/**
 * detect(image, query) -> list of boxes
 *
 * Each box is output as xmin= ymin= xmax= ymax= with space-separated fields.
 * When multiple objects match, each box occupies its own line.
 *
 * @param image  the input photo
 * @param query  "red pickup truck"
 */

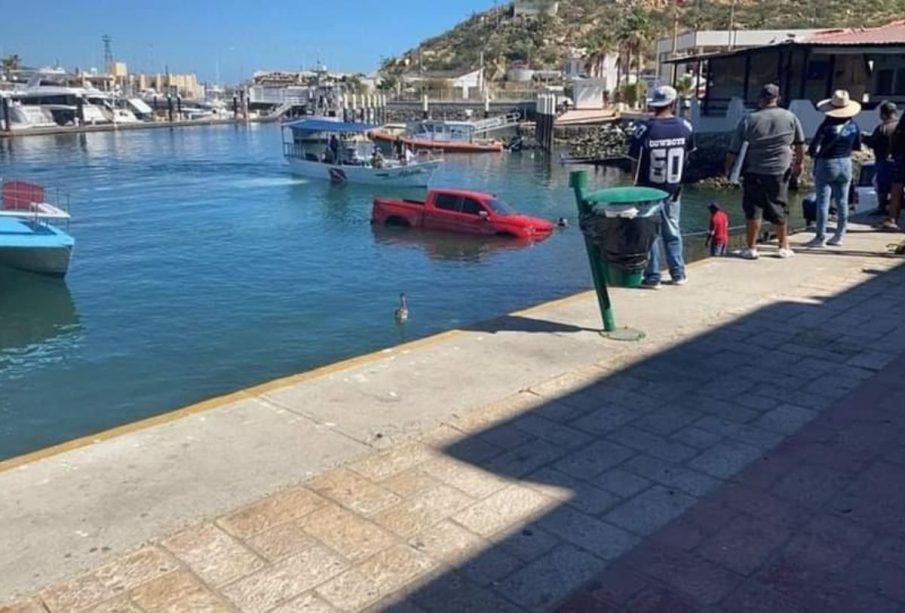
xmin=371 ymin=189 xmax=554 ymax=240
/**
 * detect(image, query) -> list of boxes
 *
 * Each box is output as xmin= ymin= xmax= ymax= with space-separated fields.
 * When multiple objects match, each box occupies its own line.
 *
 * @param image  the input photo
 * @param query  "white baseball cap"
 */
xmin=648 ymin=85 xmax=678 ymax=108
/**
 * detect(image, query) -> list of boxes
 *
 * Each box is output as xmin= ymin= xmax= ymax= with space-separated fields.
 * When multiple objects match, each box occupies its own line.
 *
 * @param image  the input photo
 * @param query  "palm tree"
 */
xmin=582 ymin=28 xmax=615 ymax=78
xmin=675 ymin=74 xmax=695 ymax=98
xmin=1 ymin=54 xmax=22 ymax=80
xmin=618 ymin=8 xmax=659 ymax=85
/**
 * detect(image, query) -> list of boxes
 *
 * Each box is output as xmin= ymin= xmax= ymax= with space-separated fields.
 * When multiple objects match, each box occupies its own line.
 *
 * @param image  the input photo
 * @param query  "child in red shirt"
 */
xmin=707 ymin=203 xmax=730 ymax=256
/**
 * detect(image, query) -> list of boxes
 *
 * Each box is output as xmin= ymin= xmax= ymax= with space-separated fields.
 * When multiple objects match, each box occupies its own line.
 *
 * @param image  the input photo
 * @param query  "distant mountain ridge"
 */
xmin=380 ymin=0 xmax=905 ymax=82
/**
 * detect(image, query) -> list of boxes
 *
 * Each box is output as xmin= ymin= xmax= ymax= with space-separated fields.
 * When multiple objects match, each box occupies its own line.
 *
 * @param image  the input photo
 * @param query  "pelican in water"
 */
xmin=394 ymin=293 xmax=408 ymax=323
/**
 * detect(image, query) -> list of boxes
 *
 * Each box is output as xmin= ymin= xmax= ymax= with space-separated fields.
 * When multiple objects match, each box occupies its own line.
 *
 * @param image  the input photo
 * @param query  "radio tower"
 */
xmin=102 ymin=35 xmax=113 ymax=73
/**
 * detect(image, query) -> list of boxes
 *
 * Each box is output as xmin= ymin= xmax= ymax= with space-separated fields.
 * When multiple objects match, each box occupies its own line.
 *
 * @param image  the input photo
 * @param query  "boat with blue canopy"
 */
xmin=282 ymin=118 xmax=442 ymax=187
xmin=0 ymin=180 xmax=74 ymax=277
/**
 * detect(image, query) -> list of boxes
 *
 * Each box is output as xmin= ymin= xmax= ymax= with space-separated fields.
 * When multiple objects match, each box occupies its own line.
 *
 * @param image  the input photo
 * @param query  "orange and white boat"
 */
xmin=370 ymin=119 xmax=505 ymax=153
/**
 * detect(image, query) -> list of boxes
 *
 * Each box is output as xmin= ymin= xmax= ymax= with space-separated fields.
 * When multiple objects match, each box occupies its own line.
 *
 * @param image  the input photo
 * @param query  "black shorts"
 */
xmin=742 ymin=172 xmax=789 ymax=224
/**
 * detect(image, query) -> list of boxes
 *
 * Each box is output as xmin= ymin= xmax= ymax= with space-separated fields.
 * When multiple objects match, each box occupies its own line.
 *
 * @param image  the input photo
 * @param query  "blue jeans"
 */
xmin=814 ymin=157 xmax=852 ymax=242
xmin=645 ymin=198 xmax=684 ymax=283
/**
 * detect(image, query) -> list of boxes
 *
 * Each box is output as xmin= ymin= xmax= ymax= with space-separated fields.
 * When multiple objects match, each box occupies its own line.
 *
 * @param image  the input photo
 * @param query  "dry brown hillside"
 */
xmin=379 ymin=0 xmax=905 ymax=84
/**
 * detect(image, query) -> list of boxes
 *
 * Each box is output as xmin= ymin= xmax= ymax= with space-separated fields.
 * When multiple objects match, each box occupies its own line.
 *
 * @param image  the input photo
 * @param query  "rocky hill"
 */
xmin=381 ymin=0 xmax=905 ymax=82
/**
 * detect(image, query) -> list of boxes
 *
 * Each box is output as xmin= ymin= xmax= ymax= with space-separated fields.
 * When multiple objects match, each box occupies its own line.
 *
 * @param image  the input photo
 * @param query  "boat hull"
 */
xmin=0 ymin=244 xmax=73 ymax=276
xmin=370 ymin=131 xmax=503 ymax=153
xmin=286 ymin=157 xmax=440 ymax=187
xmin=0 ymin=217 xmax=74 ymax=277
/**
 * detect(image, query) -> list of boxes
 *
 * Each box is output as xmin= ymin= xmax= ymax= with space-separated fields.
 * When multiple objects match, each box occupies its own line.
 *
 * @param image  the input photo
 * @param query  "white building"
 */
xmin=404 ymin=69 xmax=484 ymax=99
xmin=656 ymin=29 xmax=821 ymax=81
xmin=512 ymin=0 xmax=559 ymax=18
xmin=571 ymin=80 xmax=607 ymax=110
xmin=451 ymin=69 xmax=484 ymax=98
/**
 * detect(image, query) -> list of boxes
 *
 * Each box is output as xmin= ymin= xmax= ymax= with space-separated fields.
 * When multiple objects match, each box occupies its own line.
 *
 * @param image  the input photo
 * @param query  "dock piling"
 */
xmin=535 ymin=93 xmax=556 ymax=153
xmin=76 ymin=96 xmax=85 ymax=126
xmin=1 ymin=97 xmax=10 ymax=133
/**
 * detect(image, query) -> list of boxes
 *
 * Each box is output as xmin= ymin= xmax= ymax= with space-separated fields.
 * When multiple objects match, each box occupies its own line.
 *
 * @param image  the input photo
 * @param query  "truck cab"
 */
xmin=372 ymin=189 xmax=553 ymax=240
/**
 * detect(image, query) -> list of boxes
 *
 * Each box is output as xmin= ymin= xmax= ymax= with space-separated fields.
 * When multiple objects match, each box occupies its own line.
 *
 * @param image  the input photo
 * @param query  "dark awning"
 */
xmin=661 ymin=43 xmax=797 ymax=65
xmin=284 ymin=118 xmax=377 ymax=133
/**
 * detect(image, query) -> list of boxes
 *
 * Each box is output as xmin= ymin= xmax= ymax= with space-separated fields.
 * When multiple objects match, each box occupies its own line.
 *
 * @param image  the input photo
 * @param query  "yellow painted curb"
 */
xmin=1 ymin=290 xmax=598 ymax=473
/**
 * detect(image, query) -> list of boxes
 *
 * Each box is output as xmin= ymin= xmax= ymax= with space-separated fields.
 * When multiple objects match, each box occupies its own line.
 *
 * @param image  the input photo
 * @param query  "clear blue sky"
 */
xmin=2 ymin=0 xmax=496 ymax=83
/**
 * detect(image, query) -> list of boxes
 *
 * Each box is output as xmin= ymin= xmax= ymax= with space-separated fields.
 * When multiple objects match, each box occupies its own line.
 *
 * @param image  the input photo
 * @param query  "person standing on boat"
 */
xmin=864 ymin=101 xmax=898 ymax=217
xmin=628 ymin=85 xmax=695 ymax=289
xmin=725 ymin=84 xmax=805 ymax=260
xmin=804 ymin=90 xmax=862 ymax=248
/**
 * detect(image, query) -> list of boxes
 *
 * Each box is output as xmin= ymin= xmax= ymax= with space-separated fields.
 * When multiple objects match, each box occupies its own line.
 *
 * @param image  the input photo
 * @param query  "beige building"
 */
xmin=136 ymin=73 xmax=203 ymax=99
xmin=109 ymin=61 xmax=128 ymax=78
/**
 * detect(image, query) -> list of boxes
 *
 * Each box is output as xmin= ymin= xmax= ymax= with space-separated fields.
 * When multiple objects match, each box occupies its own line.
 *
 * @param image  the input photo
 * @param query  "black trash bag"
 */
xmin=579 ymin=211 xmax=662 ymax=273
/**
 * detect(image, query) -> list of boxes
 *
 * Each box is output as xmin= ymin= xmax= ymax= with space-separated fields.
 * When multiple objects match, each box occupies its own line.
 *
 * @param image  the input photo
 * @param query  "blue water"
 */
xmin=0 ymin=124 xmax=722 ymax=460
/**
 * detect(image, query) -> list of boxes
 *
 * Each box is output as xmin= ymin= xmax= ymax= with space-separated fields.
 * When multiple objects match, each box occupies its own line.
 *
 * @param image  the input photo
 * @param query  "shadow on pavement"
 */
xmin=383 ymin=259 xmax=905 ymax=612
xmin=463 ymin=315 xmax=599 ymax=335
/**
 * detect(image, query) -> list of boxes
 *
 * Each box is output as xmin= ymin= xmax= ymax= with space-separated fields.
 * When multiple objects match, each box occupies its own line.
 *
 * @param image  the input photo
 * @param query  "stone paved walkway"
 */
xmin=3 ymin=233 xmax=905 ymax=612
xmin=557 ymin=350 xmax=905 ymax=612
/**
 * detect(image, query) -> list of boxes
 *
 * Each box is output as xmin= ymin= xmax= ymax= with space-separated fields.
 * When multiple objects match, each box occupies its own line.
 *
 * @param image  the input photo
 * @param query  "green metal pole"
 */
xmin=569 ymin=170 xmax=617 ymax=332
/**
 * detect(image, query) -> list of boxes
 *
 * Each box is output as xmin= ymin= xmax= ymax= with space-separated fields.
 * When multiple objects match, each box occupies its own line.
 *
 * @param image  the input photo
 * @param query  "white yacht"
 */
xmin=1 ymin=96 xmax=57 ymax=130
xmin=6 ymin=69 xmax=139 ymax=128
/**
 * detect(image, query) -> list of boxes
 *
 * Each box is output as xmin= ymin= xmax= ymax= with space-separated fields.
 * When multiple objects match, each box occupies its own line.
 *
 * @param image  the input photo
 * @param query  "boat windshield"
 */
xmin=487 ymin=199 xmax=514 ymax=216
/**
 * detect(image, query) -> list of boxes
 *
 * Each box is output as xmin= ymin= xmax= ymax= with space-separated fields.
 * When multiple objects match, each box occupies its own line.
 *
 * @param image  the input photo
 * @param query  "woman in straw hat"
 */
xmin=804 ymin=89 xmax=862 ymax=247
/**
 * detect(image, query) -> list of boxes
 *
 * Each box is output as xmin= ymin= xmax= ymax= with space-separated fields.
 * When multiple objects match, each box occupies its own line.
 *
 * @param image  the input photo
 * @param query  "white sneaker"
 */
xmin=827 ymin=237 xmax=843 ymax=247
xmin=804 ymin=237 xmax=826 ymax=248
xmin=778 ymin=248 xmax=795 ymax=259
xmin=739 ymin=248 xmax=759 ymax=260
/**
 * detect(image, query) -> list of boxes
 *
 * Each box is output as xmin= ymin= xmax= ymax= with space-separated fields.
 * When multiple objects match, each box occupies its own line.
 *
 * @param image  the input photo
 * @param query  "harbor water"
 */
xmin=0 ymin=124 xmax=774 ymax=460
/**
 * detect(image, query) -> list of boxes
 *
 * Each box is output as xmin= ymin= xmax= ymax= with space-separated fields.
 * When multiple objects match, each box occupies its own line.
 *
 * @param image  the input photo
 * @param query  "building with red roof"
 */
xmin=661 ymin=20 xmax=905 ymax=134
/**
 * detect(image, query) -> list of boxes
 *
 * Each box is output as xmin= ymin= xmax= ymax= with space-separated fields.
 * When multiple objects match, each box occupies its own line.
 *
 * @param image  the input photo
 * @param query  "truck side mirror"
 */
xmin=479 ymin=210 xmax=489 ymax=220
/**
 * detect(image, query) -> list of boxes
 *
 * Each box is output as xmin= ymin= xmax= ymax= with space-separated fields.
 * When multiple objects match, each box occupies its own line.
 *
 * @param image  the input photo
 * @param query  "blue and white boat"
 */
xmin=281 ymin=118 xmax=442 ymax=187
xmin=0 ymin=180 xmax=74 ymax=277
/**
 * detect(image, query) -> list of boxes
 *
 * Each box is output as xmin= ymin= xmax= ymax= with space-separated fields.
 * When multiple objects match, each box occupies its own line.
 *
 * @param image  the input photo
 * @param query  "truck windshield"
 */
xmin=487 ymin=199 xmax=514 ymax=216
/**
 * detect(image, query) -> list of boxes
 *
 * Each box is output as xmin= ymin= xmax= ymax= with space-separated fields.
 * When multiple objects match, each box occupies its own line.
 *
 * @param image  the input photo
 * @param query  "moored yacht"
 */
xmin=7 ymin=69 xmax=139 ymax=127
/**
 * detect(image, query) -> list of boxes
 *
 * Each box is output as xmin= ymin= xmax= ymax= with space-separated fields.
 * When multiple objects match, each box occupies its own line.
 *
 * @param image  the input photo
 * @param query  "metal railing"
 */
xmin=471 ymin=112 xmax=523 ymax=134
xmin=0 ymin=179 xmax=71 ymax=226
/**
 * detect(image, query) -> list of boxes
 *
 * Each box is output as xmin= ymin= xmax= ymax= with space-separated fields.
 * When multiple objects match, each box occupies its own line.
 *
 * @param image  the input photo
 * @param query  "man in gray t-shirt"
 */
xmin=725 ymin=84 xmax=805 ymax=260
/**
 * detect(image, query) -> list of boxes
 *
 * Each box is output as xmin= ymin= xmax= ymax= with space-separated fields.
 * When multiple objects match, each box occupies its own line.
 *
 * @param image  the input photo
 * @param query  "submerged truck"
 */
xmin=371 ymin=188 xmax=554 ymax=240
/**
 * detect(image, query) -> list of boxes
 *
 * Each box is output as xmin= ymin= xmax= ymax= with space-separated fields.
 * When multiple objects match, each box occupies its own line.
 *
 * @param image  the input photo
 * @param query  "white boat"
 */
xmin=1 ymin=99 xmax=57 ymax=130
xmin=282 ymin=118 xmax=441 ymax=187
xmin=6 ymin=69 xmax=141 ymax=127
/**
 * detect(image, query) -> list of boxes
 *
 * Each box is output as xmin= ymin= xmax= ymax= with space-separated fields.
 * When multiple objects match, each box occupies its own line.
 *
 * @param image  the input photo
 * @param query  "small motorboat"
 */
xmin=282 ymin=118 xmax=442 ymax=187
xmin=370 ymin=119 xmax=504 ymax=153
xmin=0 ymin=180 xmax=75 ymax=277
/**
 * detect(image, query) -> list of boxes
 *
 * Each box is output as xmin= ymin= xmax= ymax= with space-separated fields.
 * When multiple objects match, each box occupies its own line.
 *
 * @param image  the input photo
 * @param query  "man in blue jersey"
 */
xmin=628 ymin=85 xmax=695 ymax=288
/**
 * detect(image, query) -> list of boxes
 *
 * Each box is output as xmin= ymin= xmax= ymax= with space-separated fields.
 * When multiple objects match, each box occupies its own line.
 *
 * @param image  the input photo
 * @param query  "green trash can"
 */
xmin=578 ymin=185 xmax=667 ymax=289
xmin=570 ymin=171 xmax=668 ymax=339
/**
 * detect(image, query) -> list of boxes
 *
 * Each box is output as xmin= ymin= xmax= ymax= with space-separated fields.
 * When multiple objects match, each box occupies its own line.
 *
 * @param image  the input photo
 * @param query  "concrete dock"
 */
xmin=2 ymin=223 xmax=905 ymax=611
xmin=0 ymin=116 xmax=271 ymax=139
